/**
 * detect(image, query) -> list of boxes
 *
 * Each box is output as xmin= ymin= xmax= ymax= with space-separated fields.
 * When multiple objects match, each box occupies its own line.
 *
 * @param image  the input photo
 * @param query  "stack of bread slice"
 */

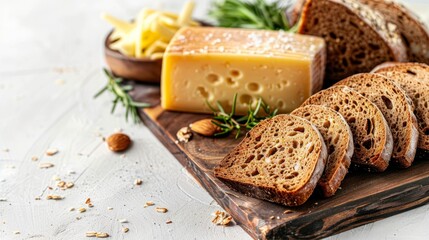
xmin=215 ymin=62 xmax=429 ymax=206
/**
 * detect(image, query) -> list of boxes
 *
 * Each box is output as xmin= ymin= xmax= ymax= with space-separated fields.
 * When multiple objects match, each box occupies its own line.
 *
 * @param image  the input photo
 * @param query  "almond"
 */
xmin=106 ymin=133 xmax=131 ymax=152
xmin=189 ymin=119 xmax=221 ymax=137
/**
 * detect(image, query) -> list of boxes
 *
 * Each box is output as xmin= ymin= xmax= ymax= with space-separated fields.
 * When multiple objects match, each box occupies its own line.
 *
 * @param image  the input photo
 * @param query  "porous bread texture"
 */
xmin=291 ymin=105 xmax=353 ymax=197
xmin=373 ymin=62 xmax=429 ymax=86
xmin=358 ymin=0 xmax=429 ymax=64
xmin=335 ymin=73 xmax=418 ymax=167
xmin=374 ymin=69 xmax=429 ymax=151
xmin=214 ymin=114 xmax=327 ymax=206
xmin=301 ymin=85 xmax=393 ymax=172
xmin=298 ymin=0 xmax=407 ymax=84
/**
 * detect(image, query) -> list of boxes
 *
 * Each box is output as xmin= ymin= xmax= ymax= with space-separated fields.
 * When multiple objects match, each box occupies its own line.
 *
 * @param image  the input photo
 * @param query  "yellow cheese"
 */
xmin=161 ymin=27 xmax=326 ymax=114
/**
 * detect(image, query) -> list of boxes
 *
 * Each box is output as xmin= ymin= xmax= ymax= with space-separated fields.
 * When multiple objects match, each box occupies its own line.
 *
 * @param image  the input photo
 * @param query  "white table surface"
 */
xmin=1 ymin=0 xmax=429 ymax=239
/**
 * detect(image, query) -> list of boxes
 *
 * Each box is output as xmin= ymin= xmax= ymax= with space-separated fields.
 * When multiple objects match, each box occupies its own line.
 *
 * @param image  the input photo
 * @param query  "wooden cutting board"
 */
xmin=131 ymin=83 xmax=429 ymax=240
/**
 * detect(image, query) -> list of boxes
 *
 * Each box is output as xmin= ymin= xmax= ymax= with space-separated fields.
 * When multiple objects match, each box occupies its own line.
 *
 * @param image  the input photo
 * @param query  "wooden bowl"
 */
xmin=104 ymin=31 xmax=163 ymax=84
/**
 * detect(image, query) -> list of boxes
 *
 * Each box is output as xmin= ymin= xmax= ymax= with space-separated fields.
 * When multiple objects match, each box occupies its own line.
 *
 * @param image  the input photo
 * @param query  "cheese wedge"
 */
xmin=161 ymin=27 xmax=326 ymax=114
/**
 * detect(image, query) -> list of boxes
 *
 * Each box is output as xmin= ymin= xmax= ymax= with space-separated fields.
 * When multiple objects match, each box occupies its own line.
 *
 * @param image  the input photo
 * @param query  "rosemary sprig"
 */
xmin=94 ymin=69 xmax=150 ymax=123
xmin=207 ymin=93 xmax=278 ymax=138
xmin=209 ymin=0 xmax=294 ymax=31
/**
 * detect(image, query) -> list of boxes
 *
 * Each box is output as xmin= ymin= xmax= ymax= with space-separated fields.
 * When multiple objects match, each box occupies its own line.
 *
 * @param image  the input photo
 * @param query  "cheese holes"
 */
xmin=226 ymin=77 xmax=238 ymax=86
xmin=196 ymin=86 xmax=210 ymax=99
xmin=239 ymin=94 xmax=252 ymax=105
xmin=246 ymin=82 xmax=261 ymax=92
xmin=206 ymin=73 xmax=221 ymax=84
xmin=229 ymin=69 xmax=242 ymax=79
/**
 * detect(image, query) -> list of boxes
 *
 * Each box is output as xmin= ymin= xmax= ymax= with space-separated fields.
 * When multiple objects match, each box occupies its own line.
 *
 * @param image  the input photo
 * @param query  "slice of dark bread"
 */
xmin=334 ymin=73 xmax=418 ymax=168
xmin=358 ymin=0 xmax=429 ymax=64
xmin=373 ymin=62 xmax=429 ymax=85
xmin=301 ymin=85 xmax=393 ymax=172
xmin=297 ymin=0 xmax=407 ymax=85
xmin=291 ymin=105 xmax=353 ymax=197
xmin=214 ymin=114 xmax=327 ymax=206
xmin=373 ymin=70 xmax=429 ymax=151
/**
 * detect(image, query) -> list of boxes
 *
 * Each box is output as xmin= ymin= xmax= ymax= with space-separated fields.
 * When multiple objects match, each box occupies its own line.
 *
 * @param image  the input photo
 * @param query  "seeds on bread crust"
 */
xmin=215 ymin=114 xmax=327 ymax=206
xmin=302 ymin=85 xmax=393 ymax=172
xmin=335 ymin=73 xmax=418 ymax=167
xmin=292 ymin=105 xmax=353 ymax=197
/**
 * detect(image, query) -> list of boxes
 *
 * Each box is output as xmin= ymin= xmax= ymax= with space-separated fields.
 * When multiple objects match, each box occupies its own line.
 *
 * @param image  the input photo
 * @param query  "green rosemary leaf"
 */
xmin=94 ymin=68 xmax=151 ymax=124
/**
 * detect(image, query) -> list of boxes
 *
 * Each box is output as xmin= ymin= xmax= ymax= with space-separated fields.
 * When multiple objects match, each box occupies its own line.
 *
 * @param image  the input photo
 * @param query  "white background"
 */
xmin=0 ymin=0 xmax=428 ymax=239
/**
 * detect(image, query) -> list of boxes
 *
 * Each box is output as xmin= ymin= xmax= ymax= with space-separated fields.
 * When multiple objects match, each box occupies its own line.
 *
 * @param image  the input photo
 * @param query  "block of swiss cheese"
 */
xmin=161 ymin=27 xmax=326 ymax=115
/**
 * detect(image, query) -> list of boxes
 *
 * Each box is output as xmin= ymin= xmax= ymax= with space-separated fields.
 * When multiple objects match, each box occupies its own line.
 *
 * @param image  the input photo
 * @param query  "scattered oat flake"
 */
xmin=39 ymin=163 xmax=55 ymax=169
xmin=122 ymin=227 xmax=129 ymax=233
xmin=212 ymin=210 xmax=233 ymax=226
xmin=107 ymin=207 xmax=113 ymax=210
xmin=144 ymin=201 xmax=155 ymax=208
xmin=47 ymin=195 xmax=63 ymax=200
xmin=134 ymin=178 xmax=142 ymax=186
xmin=118 ymin=219 xmax=128 ymax=223
xmin=46 ymin=148 xmax=59 ymax=156
xmin=156 ymin=207 xmax=168 ymax=213
xmin=86 ymin=231 xmax=97 ymax=237
xmin=79 ymin=207 xmax=86 ymax=213
xmin=95 ymin=232 xmax=109 ymax=238
xmin=13 ymin=231 xmax=20 ymax=234
xmin=69 ymin=207 xmax=75 ymax=212
xmin=31 ymin=156 xmax=39 ymax=161
xmin=66 ymin=182 xmax=74 ymax=188
xmin=166 ymin=220 xmax=173 ymax=224
xmin=283 ymin=210 xmax=293 ymax=214
xmin=57 ymin=181 xmax=66 ymax=188
xmin=85 ymin=198 xmax=91 ymax=205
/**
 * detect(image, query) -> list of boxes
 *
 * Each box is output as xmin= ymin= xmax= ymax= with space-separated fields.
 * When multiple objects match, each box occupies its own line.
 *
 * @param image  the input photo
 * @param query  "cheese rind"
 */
xmin=161 ymin=27 xmax=326 ymax=114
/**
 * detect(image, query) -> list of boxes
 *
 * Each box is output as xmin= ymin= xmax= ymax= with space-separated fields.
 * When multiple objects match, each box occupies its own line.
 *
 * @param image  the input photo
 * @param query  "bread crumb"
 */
xmin=13 ymin=231 xmax=20 ymax=234
xmin=134 ymin=178 xmax=142 ymax=186
xmin=211 ymin=210 xmax=233 ymax=226
xmin=118 ymin=219 xmax=128 ymax=223
xmin=107 ymin=207 xmax=113 ymax=210
xmin=39 ymin=163 xmax=55 ymax=169
xmin=144 ymin=201 xmax=155 ymax=208
xmin=122 ymin=227 xmax=129 ymax=233
xmin=156 ymin=207 xmax=168 ymax=213
xmin=46 ymin=195 xmax=63 ymax=200
xmin=31 ymin=156 xmax=39 ymax=161
xmin=166 ymin=220 xmax=172 ymax=224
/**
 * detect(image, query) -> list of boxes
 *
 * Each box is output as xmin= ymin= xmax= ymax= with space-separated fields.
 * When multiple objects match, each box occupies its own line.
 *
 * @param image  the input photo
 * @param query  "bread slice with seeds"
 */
xmin=301 ymin=85 xmax=393 ymax=172
xmin=291 ymin=105 xmax=353 ymax=197
xmin=334 ymin=73 xmax=418 ymax=168
xmin=358 ymin=0 xmax=429 ymax=64
xmin=373 ymin=69 xmax=429 ymax=151
xmin=214 ymin=114 xmax=327 ymax=206
xmin=297 ymin=0 xmax=407 ymax=84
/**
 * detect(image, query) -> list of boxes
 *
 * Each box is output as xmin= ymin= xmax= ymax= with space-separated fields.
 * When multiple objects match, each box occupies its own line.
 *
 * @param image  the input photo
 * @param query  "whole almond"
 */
xmin=190 ymin=119 xmax=221 ymax=137
xmin=107 ymin=133 xmax=131 ymax=152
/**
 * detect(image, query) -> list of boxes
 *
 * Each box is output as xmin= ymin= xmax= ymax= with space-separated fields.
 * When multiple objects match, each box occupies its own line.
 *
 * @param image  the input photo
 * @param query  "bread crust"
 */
xmin=292 ymin=105 xmax=353 ymax=197
xmin=215 ymin=115 xmax=327 ymax=206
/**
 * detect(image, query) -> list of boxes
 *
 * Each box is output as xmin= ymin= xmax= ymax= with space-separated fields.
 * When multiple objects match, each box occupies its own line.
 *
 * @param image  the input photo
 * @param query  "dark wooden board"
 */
xmin=131 ymin=82 xmax=429 ymax=240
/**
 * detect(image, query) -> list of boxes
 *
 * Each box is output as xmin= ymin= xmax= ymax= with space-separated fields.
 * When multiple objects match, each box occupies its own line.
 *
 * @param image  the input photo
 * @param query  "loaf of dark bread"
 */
xmin=292 ymin=105 xmax=353 ymax=197
xmin=335 ymin=73 xmax=418 ymax=168
xmin=297 ymin=0 xmax=407 ymax=85
xmin=215 ymin=114 xmax=327 ymax=206
xmin=301 ymin=86 xmax=393 ymax=172
xmin=358 ymin=0 xmax=429 ymax=64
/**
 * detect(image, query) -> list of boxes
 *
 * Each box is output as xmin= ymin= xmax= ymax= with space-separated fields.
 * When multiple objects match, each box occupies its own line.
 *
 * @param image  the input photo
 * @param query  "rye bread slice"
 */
xmin=358 ymin=0 xmax=429 ymax=64
xmin=373 ymin=62 xmax=429 ymax=86
xmin=214 ymin=114 xmax=327 ymax=206
xmin=335 ymin=73 xmax=418 ymax=168
xmin=301 ymin=86 xmax=393 ymax=172
xmin=291 ymin=105 xmax=353 ymax=197
xmin=374 ymin=70 xmax=429 ymax=151
xmin=297 ymin=0 xmax=407 ymax=84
